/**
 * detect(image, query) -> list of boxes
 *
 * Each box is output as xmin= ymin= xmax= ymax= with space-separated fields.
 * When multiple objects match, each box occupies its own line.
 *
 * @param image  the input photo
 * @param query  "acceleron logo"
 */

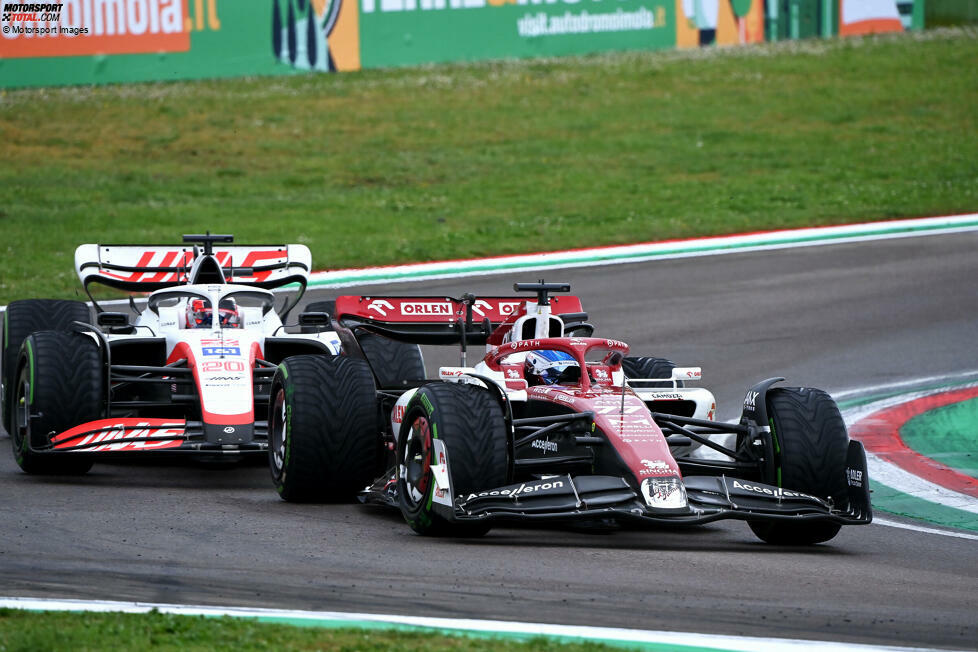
xmin=271 ymin=0 xmax=360 ymax=72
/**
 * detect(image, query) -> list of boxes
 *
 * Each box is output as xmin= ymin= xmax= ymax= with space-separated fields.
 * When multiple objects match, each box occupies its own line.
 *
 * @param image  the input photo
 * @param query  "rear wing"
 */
xmin=75 ymin=243 xmax=312 ymax=294
xmin=334 ymin=294 xmax=585 ymax=345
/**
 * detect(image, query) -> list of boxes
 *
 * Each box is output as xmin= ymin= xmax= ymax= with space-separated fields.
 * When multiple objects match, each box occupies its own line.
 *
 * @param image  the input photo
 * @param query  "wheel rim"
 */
xmin=270 ymin=387 xmax=287 ymax=475
xmin=13 ymin=373 xmax=30 ymax=455
xmin=399 ymin=415 xmax=433 ymax=509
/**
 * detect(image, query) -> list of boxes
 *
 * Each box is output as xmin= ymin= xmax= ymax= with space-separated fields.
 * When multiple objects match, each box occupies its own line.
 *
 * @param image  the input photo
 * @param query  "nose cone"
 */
xmin=641 ymin=476 xmax=688 ymax=510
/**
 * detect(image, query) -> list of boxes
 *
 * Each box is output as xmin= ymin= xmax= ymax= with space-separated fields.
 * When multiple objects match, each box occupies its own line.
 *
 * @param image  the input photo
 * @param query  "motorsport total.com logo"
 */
xmin=0 ymin=2 xmax=86 ymax=35
xmin=1 ymin=0 xmax=194 ymax=59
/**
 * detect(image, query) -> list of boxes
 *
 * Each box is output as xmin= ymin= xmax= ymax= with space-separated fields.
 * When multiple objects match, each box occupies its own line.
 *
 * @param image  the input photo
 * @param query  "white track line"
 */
xmin=872 ymin=517 xmax=978 ymax=542
xmin=304 ymin=214 xmax=978 ymax=288
xmin=832 ymin=370 xmax=978 ymax=399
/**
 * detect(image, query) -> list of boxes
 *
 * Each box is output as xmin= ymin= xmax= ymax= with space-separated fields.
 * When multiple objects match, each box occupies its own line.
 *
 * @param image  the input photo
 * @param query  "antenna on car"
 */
xmin=182 ymin=232 xmax=234 ymax=257
xmin=620 ymin=368 xmax=627 ymax=430
xmin=459 ymin=293 xmax=476 ymax=367
xmin=182 ymin=232 xmax=235 ymax=285
xmin=513 ymin=280 xmax=571 ymax=306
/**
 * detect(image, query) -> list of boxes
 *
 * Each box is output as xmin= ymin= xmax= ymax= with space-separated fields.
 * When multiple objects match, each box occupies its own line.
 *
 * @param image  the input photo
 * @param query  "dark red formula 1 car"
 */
xmin=268 ymin=282 xmax=871 ymax=545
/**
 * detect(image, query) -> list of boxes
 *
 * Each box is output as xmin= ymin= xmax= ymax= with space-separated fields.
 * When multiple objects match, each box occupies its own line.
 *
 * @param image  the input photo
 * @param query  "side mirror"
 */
xmin=298 ymin=311 xmax=330 ymax=328
xmin=97 ymin=312 xmax=129 ymax=327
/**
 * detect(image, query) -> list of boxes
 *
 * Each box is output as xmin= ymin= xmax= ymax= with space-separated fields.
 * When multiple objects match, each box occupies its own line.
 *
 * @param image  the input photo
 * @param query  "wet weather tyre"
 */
xmin=3 ymin=299 xmax=90 ymax=433
xmin=397 ymin=382 xmax=507 ymax=537
xmin=268 ymin=355 xmax=378 ymax=502
xmin=749 ymin=387 xmax=849 ymax=545
xmin=621 ymin=356 xmax=682 ymax=388
xmin=358 ymin=332 xmax=426 ymax=388
xmin=11 ymin=331 xmax=101 ymax=475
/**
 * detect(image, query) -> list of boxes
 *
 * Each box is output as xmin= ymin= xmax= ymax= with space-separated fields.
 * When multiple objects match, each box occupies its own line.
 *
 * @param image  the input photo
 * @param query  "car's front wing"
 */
xmin=443 ymin=472 xmax=871 ymax=527
xmin=36 ymin=417 xmax=268 ymax=455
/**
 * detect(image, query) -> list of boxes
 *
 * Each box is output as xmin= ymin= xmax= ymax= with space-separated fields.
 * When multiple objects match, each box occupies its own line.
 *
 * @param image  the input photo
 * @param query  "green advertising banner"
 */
xmin=357 ymin=0 xmax=674 ymax=68
xmin=0 ymin=0 xmax=924 ymax=88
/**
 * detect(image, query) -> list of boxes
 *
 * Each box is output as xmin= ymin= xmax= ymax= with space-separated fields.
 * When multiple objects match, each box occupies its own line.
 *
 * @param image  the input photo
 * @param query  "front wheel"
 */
xmin=397 ymin=382 xmax=508 ymax=536
xmin=3 ymin=299 xmax=90 ymax=433
xmin=11 ymin=331 xmax=102 ymax=475
xmin=748 ymin=387 xmax=849 ymax=545
xmin=268 ymin=355 xmax=379 ymax=502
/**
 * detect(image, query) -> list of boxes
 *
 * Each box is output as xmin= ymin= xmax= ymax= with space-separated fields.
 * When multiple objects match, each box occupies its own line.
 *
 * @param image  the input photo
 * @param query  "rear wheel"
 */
xmin=621 ymin=356 xmax=682 ymax=388
xmin=397 ymin=382 xmax=507 ymax=536
xmin=748 ymin=387 xmax=849 ymax=545
xmin=268 ymin=355 xmax=379 ymax=502
xmin=11 ymin=331 xmax=102 ymax=475
xmin=3 ymin=299 xmax=90 ymax=433
xmin=358 ymin=332 xmax=426 ymax=388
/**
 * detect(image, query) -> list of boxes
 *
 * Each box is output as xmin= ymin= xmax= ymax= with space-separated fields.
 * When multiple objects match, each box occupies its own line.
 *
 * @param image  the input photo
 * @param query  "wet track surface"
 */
xmin=2 ymin=232 xmax=977 ymax=649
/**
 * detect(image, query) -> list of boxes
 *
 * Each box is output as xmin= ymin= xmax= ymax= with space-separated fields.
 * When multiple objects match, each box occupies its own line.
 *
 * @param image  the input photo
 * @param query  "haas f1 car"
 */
xmin=270 ymin=282 xmax=871 ymax=545
xmin=1 ymin=233 xmax=348 ymax=475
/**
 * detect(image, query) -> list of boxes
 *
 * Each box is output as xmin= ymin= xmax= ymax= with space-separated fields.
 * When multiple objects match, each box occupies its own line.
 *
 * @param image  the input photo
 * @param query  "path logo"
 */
xmin=272 ymin=0 xmax=360 ymax=72
xmin=0 ymin=0 xmax=214 ymax=59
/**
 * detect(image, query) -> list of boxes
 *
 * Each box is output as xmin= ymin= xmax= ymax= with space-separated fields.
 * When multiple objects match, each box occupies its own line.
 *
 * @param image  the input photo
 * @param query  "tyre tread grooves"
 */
xmin=15 ymin=331 xmax=101 ymax=474
xmin=274 ymin=355 xmax=377 ymax=501
xmin=750 ymin=387 xmax=848 ymax=545
xmin=358 ymin=333 xmax=426 ymax=388
xmin=621 ymin=356 xmax=682 ymax=388
xmin=3 ymin=299 xmax=90 ymax=430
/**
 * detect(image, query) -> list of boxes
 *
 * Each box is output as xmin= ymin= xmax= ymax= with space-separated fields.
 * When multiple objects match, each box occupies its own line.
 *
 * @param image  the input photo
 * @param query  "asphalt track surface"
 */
xmin=2 ymin=232 xmax=977 ymax=650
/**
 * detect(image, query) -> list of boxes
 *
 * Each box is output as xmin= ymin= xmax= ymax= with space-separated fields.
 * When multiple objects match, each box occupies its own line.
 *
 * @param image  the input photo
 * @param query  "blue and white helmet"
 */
xmin=525 ymin=350 xmax=579 ymax=385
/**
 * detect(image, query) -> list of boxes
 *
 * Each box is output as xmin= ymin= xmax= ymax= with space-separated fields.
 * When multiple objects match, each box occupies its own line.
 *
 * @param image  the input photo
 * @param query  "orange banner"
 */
xmin=0 ymin=0 xmax=191 ymax=59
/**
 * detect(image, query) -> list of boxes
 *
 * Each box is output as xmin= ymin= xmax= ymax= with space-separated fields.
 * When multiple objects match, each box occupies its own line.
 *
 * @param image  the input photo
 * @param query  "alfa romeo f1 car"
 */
xmin=269 ymin=282 xmax=871 ymax=545
xmin=1 ymin=233 xmax=350 ymax=475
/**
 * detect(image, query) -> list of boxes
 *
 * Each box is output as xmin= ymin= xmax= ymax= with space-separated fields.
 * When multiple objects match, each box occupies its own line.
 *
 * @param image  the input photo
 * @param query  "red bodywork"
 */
xmin=484 ymin=337 xmax=682 ymax=488
xmin=334 ymin=295 xmax=583 ymax=343
xmin=51 ymin=418 xmax=186 ymax=452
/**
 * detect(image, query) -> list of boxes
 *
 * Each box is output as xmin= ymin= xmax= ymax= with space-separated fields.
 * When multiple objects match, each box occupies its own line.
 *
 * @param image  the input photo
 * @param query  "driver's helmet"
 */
xmin=185 ymin=298 xmax=241 ymax=329
xmin=524 ymin=350 xmax=579 ymax=386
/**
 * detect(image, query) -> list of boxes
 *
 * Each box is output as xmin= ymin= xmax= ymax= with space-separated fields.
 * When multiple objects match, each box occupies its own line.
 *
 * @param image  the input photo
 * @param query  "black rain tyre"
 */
xmin=268 ymin=355 xmax=378 ymax=502
xmin=397 ymin=382 xmax=507 ymax=537
xmin=11 ymin=331 xmax=102 ymax=475
xmin=3 ymin=299 xmax=90 ymax=433
xmin=358 ymin=332 xmax=426 ymax=388
xmin=621 ymin=356 xmax=683 ymax=388
xmin=749 ymin=387 xmax=849 ymax=545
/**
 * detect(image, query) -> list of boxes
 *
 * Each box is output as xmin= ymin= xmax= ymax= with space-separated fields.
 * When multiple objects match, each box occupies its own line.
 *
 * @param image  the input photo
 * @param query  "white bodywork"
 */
xmin=127 ymin=284 xmax=341 ymax=423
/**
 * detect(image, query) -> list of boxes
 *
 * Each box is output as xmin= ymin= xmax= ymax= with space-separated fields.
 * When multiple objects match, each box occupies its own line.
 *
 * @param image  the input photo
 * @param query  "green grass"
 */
xmin=0 ymin=609 xmax=621 ymax=652
xmin=927 ymin=0 xmax=978 ymax=26
xmin=0 ymin=28 xmax=976 ymax=301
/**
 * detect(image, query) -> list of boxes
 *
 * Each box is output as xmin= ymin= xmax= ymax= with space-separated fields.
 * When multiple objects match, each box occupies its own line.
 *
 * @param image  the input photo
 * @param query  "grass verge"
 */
xmin=0 ymin=28 xmax=976 ymax=301
xmin=0 ymin=608 xmax=624 ymax=652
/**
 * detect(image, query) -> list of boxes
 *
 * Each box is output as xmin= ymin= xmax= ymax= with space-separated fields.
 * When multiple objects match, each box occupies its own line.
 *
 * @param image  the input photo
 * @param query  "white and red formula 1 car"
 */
xmin=1 ymin=233 xmax=347 ymax=474
xmin=270 ymin=282 xmax=871 ymax=545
